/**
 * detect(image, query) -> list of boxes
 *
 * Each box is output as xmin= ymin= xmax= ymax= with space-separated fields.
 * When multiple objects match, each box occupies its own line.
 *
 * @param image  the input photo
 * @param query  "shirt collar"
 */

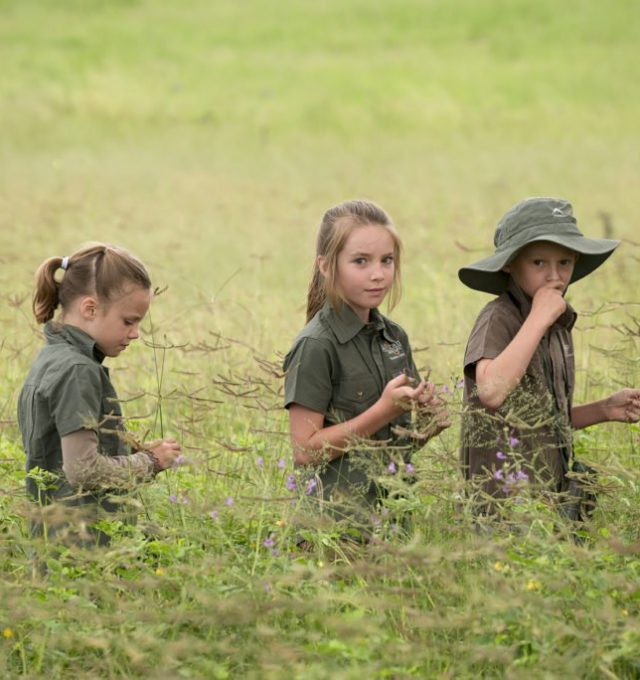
xmin=320 ymin=302 xmax=391 ymax=344
xmin=44 ymin=321 xmax=106 ymax=363
xmin=506 ymin=277 xmax=577 ymax=331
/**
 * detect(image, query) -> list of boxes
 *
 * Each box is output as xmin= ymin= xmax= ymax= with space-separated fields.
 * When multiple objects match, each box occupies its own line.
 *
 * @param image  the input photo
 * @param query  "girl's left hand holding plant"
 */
xmin=415 ymin=383 xmax=452 ymax=440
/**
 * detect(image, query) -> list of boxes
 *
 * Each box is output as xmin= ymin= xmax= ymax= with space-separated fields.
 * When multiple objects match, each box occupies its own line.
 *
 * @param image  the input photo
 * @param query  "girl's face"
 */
xmin=82 ymin=285 xmax=152 ymax=357
xmin=324 ymin=224 xmax=396 ymax=322
xmin=504 ymin=241 xmax=577 ymax=298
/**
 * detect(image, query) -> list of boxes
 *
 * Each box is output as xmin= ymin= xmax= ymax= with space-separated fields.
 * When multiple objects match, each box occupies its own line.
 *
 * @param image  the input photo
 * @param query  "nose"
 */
xmin=547 ymin=263 xmax=561 ymax=281
xmin=370 ymin=262 xmax=384 ymax=281
xmin=129 ymin=323 xmax=140 ymax=340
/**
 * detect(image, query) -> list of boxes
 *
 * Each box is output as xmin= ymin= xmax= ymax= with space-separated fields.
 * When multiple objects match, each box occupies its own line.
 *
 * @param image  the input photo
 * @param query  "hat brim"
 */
xmin=458 ymin=233 xmax=620 ymax=295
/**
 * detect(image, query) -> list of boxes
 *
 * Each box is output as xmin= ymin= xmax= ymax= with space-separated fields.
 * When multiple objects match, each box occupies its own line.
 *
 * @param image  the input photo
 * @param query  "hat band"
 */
xmin=495 ymin=221 xmax=583 ymax=251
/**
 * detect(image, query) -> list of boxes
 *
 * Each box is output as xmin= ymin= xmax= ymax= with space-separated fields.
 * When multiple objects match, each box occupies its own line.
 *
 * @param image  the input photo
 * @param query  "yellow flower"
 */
xmin=155 ymin=567 xmax=165 ymax=576
xmin=622 ymin=609 xmax=629 ymax=617
xmin=317 ymin=561 xmax=324 ymax=568
xmin=526 ymin=579 xmax=540 ymax=592
xmin=275 ymin=519 xmax=286 ymax=528
xmin=494 ymin=561 xmax=502 ymax=572
xmin=2 ymin=628 xmax=14 ymax=639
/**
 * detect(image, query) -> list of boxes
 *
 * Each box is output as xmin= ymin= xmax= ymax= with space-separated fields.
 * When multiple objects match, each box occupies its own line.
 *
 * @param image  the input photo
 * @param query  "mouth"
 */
xmin=366 ymin=288 xmax=386 ymax=294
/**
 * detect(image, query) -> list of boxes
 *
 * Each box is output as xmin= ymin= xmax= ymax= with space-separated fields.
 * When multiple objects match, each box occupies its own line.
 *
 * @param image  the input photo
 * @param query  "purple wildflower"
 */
xmin=440 ymin=384 xmax=450 ymax=394
xmin=285 ymin=474 xmax=297 ymax=491
xmin=508 ymin=436 xmax=520 ymax=448
xmin=496 ymin=451 xmax=507 ymax=461
xmin=225 ymin=496 xmax=234 ymax=507
xmin=456 ymin=379 xmax=464 ymax=389
xmin=387 ymin=462 xmax=397 ymax=474
xmin=405 ymin=463 xmax=415 ymax=475
xmin=169 ymin=494 xmax=178 ymax=503
xmin=256 ymin=456 xmax=264 ymax=467
xmin=271 ymin=548 xmax=279 ymax=557
xmin=209 ymin=510 xmax=219 ymax=521
xmin=277 ymin=458 xmax=286 ymax=469
xmin=263 ymin=536 xmax=275 ymax=548
xmin=515 ymin=470 xmax=529 ymax=482
xmin=494 ymin=469 xmax=505 ymax=481
xmin=305 ymin=478 xmax=317 ymax=495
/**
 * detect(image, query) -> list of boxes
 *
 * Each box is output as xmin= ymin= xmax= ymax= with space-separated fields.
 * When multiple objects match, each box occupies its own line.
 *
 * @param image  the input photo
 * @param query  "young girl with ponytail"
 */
xmin=283 ymin=200 xmax=450 ymax=535
xmin=18 ymin=243 xmax=182 ymax=546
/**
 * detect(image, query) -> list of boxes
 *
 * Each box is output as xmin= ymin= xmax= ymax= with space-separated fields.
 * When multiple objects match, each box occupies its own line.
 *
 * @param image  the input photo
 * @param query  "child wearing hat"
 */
xmin=458 ymin=197 xmax=640 ymax=520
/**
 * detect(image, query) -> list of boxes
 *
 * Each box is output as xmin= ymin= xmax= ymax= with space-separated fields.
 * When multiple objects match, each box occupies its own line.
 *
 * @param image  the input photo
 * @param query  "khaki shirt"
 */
xmin=283 ymin=303 xmax=420 ymax=519
xmin=18 ymin=322 xmax=130 ymax=513
xmin=461 ymin=280 xmax=576 ymax=497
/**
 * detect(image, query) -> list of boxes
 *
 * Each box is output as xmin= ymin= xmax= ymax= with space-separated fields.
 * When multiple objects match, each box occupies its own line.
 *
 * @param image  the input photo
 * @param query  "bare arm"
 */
xmin=61 ymin=429 xmax=182 ymax=489
xmin=572 ymin=389 xmax=640 ymax=429
xmin=289 ymin=373 xmax=426 ymax=466
xmin=476 ymin=285 xmax=567 ymax=410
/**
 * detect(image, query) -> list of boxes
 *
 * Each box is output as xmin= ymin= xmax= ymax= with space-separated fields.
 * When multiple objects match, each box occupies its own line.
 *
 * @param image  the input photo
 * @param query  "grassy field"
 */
xmin=1 ymin=0 xmax=640 ymax=677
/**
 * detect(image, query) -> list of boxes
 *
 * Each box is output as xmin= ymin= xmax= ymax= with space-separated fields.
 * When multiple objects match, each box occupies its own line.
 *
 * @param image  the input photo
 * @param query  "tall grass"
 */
xmin=1 ymin=0 xmax=640 ymax=676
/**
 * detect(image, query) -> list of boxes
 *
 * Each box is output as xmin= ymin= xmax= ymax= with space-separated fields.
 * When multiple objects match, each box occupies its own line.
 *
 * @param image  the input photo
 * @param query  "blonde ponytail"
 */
xmin=31 ymin=243 xmax=151 ymax=324
xmin=33 ymin=256 xmax=66 ymax=323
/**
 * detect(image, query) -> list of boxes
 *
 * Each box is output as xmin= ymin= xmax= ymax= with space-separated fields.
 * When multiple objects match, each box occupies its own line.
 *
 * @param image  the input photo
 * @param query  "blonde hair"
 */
xmin=306 ymin=199 xmax=402 ymax=322
xmin=32 ymin=243 xmax=152 ymax=324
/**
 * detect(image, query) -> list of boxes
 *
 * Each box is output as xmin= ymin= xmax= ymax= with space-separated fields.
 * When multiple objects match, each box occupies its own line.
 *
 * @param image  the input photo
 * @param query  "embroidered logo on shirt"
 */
xmin=381 ymin=340 xmax=406 ymax=360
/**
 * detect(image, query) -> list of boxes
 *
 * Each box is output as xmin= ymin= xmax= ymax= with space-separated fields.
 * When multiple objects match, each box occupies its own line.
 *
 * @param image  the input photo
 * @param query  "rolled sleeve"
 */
xmin=464 ymin=306 xmax=519 ymax=377
xmin=50 ymin=364 xmax=104 ymax=436
xmin=283 ymin=338 xmax=333 ymax=414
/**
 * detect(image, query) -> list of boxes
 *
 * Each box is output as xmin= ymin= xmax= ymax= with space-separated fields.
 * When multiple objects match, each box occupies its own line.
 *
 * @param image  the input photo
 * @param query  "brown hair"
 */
xmin=306 ymin=199 xmax=402 ymax=322
xmin=32 ymin=243 xmax=152 ymax=324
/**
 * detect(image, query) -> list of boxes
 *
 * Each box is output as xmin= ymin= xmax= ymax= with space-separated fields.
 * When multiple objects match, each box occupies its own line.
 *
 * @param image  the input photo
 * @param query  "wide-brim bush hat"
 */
xmin=458 ymin=197 xmax=620 ymax=295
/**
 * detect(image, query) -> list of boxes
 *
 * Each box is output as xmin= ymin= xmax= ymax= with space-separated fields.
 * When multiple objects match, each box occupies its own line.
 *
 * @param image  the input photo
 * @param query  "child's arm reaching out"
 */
xmin=62 ymin=429 xmax=181 ymax=489
xmin=290 ymin=373 xmax=426 ymax=466
xmin=476 ymin=285 xmax=567 ymax=410
xmin=571 ymin=388 xmax=640 ymax=429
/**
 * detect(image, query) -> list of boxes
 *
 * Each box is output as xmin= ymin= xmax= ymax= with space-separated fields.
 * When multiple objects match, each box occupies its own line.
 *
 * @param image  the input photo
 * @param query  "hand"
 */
xmin=416 ymin=383 xmax=452 ymax=439
xmin=379 ymin=373 xmax=427 ymax=419
xmin=529 ymin=284 xmax=567 ymax=330
xmin=146 ymin=437 xmax=182 ymax=471
xmin=603 ymin=389 xmax=640 ymax=423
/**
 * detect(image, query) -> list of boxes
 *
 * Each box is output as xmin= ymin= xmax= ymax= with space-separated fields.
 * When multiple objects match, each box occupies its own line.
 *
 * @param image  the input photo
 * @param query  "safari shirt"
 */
xmin=18 ymin=322 xmax=131 ymax=513
xmin=461 ymin=279 xmax=577 ymax=497
xmin=283 ymin=303 xmax=421 ymax=516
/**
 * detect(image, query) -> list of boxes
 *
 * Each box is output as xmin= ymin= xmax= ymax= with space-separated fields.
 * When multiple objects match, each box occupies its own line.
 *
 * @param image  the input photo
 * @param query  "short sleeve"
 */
xmin=49 ymin=363 xmax=104 ymax=436
xmin=464 ymin=304 xmax=520 ymax=377
xmin=283 ymin=337 xmax=333 ymax=414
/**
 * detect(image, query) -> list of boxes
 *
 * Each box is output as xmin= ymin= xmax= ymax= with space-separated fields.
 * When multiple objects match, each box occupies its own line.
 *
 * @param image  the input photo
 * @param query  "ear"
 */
xmin=77 ymin=295 xmax=99 ymax=321
xmin=317 ymin=255 xmax=329 ymax=278
xmin=502 ymin=264 xmax=511 ymax=274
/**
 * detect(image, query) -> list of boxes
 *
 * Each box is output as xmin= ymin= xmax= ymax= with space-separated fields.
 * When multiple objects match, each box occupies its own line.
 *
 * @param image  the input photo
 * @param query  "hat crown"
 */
xmin=493 ymin=197 xmax=577 ymax=249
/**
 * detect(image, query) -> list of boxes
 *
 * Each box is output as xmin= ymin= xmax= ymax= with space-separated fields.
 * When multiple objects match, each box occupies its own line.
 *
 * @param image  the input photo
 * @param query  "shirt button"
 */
xmin=357 ymin=390 xmax=363 ymax=398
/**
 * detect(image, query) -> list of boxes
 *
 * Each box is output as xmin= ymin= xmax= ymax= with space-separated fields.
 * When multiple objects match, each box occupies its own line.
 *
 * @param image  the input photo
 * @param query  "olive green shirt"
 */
xmin=283 ymin=303 xmax=421 ymax=519
xmin=18 ymin=322 xmax=131 ymax=511
xmin=461 ymin=279 xmax=576 ymax=497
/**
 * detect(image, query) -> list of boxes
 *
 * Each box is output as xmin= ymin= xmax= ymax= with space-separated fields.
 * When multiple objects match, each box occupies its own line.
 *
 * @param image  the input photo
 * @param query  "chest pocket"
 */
xmin=330 ymin=373 xmax=379 ymax=420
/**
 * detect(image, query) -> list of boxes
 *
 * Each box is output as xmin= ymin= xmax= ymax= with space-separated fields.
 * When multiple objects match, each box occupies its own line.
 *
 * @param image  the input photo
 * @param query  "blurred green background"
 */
xmin=1 ymin=2 xmax=640 ymax=677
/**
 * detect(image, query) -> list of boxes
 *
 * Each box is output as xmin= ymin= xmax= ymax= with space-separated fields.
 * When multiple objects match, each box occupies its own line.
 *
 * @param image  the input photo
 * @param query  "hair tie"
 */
xmin=61 ymin=256 xmax=69 ymax=271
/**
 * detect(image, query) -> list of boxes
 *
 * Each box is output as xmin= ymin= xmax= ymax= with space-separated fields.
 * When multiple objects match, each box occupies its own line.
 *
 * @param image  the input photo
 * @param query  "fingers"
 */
xmin=388 ymin=373 xmax=409 ymax=388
